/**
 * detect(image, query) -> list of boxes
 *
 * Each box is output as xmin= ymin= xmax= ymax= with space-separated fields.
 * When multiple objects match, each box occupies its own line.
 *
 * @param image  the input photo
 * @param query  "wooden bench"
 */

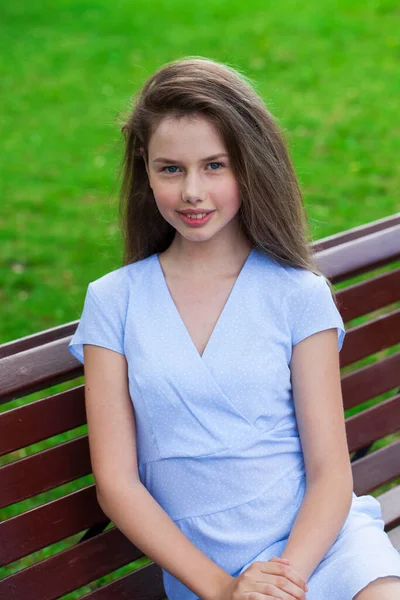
xmin=1 ymin=213 xmax=399 ymax=600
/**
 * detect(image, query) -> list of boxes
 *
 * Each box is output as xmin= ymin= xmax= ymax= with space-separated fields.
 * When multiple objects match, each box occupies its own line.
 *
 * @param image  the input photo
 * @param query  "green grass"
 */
xmin=1 ymin=0 xmax=399 ymax=343
xmin=1 ymin=0 xmax=400 ymax=592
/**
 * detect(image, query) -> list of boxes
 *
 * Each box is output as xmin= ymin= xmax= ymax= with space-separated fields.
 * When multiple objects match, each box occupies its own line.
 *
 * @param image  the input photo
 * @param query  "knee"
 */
xmin=353 ymin=576 xmax=400 ymax=600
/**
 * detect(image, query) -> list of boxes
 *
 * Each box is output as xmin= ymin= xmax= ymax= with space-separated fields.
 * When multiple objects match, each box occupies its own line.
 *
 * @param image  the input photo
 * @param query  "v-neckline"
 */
xmin=154 ymin=247 xmax=255 ymax=361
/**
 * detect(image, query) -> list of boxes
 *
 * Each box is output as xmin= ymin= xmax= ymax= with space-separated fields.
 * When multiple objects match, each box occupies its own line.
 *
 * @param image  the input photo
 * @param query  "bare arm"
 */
xmin=281 ymin=328 xmax=354 ymax=580
xmin=280 ymin=470 xmax=352 ymax=582
xmin=83 ymin=344 xmax=233 ymax=600
xmin=99 ymin=480 xmax=232 ymax=600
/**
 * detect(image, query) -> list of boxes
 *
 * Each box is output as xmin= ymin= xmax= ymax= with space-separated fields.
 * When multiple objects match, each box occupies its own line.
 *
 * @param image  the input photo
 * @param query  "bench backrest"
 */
xmin=1 ymin=214 xmax=399 ymax=599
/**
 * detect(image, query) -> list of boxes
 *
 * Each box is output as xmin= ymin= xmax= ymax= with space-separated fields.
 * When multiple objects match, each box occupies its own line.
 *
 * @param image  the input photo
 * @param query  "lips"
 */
xmin=177 ymin=211 xmax=215 ymax=225
xmin=177 ymin=210 xmax=215 ymax=215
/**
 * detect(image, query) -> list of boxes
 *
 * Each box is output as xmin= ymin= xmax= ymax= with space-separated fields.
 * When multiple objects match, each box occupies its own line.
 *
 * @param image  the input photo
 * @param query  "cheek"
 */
xmin=219 ymin=178 xmax=241 ymax=211
xmin=151 ymin=184 xmax=177 ymax=213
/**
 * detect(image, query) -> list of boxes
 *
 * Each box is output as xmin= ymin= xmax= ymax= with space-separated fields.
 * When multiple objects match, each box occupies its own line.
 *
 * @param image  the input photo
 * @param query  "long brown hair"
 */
xmin=116 ymin=56 xmax=336 ymax=296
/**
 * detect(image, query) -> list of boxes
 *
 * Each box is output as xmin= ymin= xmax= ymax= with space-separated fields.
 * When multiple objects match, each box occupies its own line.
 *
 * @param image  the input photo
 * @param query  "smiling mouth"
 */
xmin=177 ymin=211 xmax=215 ymax=225
xmin=182 ymin=213 xmax=209 ymax=219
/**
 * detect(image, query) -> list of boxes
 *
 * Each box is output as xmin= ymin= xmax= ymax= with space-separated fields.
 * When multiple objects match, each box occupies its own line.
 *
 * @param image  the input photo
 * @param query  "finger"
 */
xmin=279 ymin=565 xmax=308 ymax=592
xmin=252 ymin=580 xmax=303 ymax=600
xmin=273 ymin=575 xmax=307 ymax=599
xmin=272 ymin=562 xmax=308 ymax=592
xmin=260 ymin=563 xmax=307 ymax=592
xmin=270 ymin=557 xmax=290 ymax=564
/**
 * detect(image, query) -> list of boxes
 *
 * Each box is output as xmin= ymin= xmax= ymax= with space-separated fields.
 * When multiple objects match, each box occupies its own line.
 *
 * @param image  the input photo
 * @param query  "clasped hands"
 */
xmin=218 ymin=556 xmax=309 ymax=600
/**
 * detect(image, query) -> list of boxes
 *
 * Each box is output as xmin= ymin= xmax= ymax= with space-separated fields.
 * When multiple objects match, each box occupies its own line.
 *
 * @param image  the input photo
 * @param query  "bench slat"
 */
xmin=377 ymin=486 xmax=400 ymax=531
xmin=0 ymin=528 xmax=148 ymax=600
xmin=316 ymin=223 xmax=400 ymax=282
xmin=82 ymin=563 xmax=165 ymax=600
xmin=339 ymin=309 xmax=400 ymax=367
xmin=388 ymin=526 xmax=400 ymax=552
xmin=336 ymin=267 xmax=400 ymax=322
xmin=341 ymin=352 xmax=400 ymax=410
xmin=0 ymin=387 xmax=85 ymax=457
xmin=0 ymin=437 xmax=91 ymax=509
xmin=352 ymin=439 xmax=400 ymax=494
xmin=314 ymin=214 xmax=400 ymax=251
xmin=0 ymin=486 xmax=104 ymax=566
xmin=0 ymin=339 xmax=81 ymax=406
xmin=0 ymin=323 xmax=78 ymax=360
xmin=346 ymin=394 xmax=400 ymax=453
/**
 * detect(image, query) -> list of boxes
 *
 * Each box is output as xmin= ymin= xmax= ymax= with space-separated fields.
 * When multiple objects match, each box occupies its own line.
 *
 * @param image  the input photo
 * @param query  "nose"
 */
xmin=182 ymin=169 xmax=205 ymax=202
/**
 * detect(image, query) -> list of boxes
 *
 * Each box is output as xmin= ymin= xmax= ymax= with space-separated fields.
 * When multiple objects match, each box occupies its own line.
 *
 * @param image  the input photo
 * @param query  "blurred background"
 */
xmin=1 ymin=0 xmax=399 ymax=344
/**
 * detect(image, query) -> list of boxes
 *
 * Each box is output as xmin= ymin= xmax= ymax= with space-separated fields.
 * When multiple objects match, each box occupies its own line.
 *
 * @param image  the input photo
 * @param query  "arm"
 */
xmin=83 ymin=344 xmax=233 ymax=600
xmin=280 ymin=328 xmax=354 ymax=581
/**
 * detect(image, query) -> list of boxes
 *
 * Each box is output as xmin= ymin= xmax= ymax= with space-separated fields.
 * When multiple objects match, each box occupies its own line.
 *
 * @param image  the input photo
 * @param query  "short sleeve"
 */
xmin=291 ymin=275 xmax=346 ymax=352
xmin=68 ymin=282 xmax=125 ymax=364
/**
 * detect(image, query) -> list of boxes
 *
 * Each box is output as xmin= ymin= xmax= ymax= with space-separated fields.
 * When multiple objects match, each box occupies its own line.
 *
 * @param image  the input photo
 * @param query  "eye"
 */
xmin=207 ymin=162 xmax=224 ymax=170
xmin=161 ymin=166 xmax=181 ymax=174
xmin=160 ymin=162 xmax=225 ymax=174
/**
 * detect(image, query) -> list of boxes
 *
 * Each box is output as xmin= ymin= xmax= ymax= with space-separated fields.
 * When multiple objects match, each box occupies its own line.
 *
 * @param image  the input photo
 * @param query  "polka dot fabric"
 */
xmin=291 ymin=272 xmax=346 ymax=351
xmin=68 ymin=247 xmax=400 ymax=600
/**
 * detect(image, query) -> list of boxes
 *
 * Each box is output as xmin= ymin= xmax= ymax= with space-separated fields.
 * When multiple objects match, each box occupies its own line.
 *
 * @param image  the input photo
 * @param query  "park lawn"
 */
xmin=1 ymin=0 xmax=399 ymax=344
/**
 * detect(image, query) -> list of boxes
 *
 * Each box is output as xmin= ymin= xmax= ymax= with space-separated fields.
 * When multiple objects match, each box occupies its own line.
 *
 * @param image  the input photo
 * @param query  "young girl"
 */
xmin=68 ymin=57 xmax=400 ymax=600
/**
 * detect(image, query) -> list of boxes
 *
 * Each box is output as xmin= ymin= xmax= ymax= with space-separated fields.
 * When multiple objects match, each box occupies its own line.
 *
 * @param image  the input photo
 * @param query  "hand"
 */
xmin=216 ymin=557 xmax=308 ymax=600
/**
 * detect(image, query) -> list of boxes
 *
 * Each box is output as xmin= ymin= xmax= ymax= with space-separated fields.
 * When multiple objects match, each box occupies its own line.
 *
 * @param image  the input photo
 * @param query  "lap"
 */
xmin=304 ymin=495 xmax=400 ymax=599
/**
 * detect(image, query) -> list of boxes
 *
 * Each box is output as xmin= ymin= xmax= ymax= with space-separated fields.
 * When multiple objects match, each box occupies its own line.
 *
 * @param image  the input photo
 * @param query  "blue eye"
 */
xmin=161 ymin=162 xmax=224 ymax=174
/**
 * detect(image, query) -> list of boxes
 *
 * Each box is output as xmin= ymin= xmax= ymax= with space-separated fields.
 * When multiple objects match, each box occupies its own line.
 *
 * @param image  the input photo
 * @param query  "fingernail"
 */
xmin=305 ymin=584 xmax=309 ymax=591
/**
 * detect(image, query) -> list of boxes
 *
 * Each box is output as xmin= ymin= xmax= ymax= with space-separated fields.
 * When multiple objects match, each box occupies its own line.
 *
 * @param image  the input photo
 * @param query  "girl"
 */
xmin=68 ymin=57 xmax=400 ymax=600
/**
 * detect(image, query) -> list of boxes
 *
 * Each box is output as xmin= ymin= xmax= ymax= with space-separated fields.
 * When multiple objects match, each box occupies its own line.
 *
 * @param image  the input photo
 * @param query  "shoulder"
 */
xmin=278 ymin=262 xmax=332 ymax=321
xmin=252 ymin=248 xmax=344 ymax=350
xmin=281 ymin=263 xmax=323 ymax=292
xmin=253 ymin=247 xmax=324 ymax=299
xmin=88 ymin=254 xmax=155 ymax=304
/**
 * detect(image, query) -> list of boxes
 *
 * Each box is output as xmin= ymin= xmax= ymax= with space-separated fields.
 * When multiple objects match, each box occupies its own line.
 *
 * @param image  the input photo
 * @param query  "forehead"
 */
xmin=148 ymin=115 xmax=226 ymax=154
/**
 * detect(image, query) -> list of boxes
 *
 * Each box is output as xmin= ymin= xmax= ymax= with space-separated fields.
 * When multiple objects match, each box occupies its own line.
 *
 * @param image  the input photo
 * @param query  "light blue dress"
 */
xmin=68 ymin=246 xmax=400 ymax=600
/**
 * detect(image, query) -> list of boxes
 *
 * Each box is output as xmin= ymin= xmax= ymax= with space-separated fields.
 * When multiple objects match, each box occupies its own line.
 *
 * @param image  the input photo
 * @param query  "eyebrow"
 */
xmin=152 ymin=152 xmax=229 ymax=164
